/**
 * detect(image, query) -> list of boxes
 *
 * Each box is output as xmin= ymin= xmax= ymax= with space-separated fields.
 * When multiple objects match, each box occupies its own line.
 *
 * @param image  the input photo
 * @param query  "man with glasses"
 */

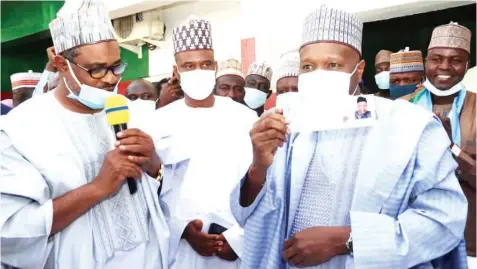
xmin=146 ymin=17 xmax=257 ymax=269
xmin=0 ymin=1 xmax=168 ymax=268
xmin=403 ymin=22 xmax=476 ymax=267
xmin=388 ymin=47 xmax=425 ymax=100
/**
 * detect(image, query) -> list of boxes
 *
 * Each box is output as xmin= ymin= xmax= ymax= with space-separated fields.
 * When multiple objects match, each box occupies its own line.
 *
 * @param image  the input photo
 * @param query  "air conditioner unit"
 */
xmin=112 ymin=9 xmax=166 ymax=58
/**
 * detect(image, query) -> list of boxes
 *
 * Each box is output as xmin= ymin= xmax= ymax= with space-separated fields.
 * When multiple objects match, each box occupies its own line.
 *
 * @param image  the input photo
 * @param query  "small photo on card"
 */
xmin=341 ymin=94 xmax=377 ymax=128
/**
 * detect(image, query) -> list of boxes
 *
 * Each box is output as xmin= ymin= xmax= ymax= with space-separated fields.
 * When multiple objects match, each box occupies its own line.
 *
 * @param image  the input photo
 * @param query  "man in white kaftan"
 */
xmin=231 ymin=6 xmax=469 ymax=269
xmin=1 ymin=1 xmax=168 ymax=268
xmin=145 ymin=17 xmax=258 ymax=269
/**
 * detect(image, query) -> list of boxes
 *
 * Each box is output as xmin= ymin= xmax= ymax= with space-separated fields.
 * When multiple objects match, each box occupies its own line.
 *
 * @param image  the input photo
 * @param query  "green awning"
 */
xmin=1 ymin=1 xmax=64 ymax=43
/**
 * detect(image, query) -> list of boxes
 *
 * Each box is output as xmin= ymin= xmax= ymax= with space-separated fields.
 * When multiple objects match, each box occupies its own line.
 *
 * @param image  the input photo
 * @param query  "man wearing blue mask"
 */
xmin=389 ymin=48 xmax=425 ymax=99
xmin=403 ymin=22 xmax=476 ymax=267
xmin=231 ymin=5 xmax=468 ymax=269
xmin=374 ymin=49 xmax=392 ymax=99
xmin=147 ymin=17 xmax=258 ymax=269
xmin=244 ymin=61 xmax=273 ymax=116
xmin=0 ymin=1 xmax=169 ymax=268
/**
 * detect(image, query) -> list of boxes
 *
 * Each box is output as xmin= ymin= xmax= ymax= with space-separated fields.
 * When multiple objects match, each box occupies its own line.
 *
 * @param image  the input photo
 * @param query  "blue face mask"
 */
xmin=389 ymin=83 xmax=418 ymax=100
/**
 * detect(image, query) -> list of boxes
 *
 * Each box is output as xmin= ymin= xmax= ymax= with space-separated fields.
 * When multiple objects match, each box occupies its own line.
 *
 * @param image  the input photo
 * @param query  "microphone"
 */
xmin=105 ymin=95 xmax=137 ymax=195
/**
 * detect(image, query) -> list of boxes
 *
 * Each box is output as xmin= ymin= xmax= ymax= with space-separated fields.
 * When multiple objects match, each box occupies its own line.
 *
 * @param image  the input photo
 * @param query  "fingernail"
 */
xmin=217 ymin=248 xmax=222 ymax=252
xmin=286 ymin=128 xmax=291 ymax=135
xmin=117 ymin=132 xmax=123 ymax=138
xmin=115 ymin=141 xmax=120 ymax=146
xmin=128 ymin=155 xmax=134 ymax=161
xmin=119 ymin=145 xmax=126 ymax=150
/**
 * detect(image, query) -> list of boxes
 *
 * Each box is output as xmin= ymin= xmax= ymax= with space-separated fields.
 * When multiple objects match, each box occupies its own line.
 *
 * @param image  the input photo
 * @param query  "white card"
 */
xmin=284 ymin=94 xmax=378 ymax=133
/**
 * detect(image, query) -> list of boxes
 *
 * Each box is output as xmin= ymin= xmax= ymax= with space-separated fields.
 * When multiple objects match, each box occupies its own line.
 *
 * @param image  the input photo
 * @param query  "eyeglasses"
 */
xmin=69 ymin=60 xmax=128 ymax=79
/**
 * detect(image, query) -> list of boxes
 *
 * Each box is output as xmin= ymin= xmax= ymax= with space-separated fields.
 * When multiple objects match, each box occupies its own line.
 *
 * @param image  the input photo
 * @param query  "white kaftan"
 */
xmin=0 ymin=91 xmax=169 ymax=269
xmin=145 ymin=96 xmax=257 ymax=269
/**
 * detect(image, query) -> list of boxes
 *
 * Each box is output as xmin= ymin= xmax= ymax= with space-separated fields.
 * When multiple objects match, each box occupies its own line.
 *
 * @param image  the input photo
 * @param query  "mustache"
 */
xmin=99 ymin=83 xmax=118 ymax=91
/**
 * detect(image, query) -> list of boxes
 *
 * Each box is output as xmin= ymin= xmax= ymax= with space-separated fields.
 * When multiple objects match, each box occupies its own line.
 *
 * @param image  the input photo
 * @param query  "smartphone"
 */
xmin=208 ymin=223 xmax=227 ymax=235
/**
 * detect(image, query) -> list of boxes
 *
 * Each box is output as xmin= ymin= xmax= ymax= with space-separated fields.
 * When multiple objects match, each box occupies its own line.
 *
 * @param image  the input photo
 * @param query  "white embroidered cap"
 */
xmin=49 ymin=0 xmax=116 ymax=54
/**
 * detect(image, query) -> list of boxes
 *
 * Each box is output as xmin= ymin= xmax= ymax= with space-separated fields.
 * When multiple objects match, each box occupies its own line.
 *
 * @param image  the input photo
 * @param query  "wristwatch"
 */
xmin=346 ymin=232 xmax=353 ymax=255
xmin=156 ymin=165 xmax=164 ymax=181
xmin=450 ymin=143 xmax=461 ymax=157
xmin=156 ymin=165 xmax=164 ymax=197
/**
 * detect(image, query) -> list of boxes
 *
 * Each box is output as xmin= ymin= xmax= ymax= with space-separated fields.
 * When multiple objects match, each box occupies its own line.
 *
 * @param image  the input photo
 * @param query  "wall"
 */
xmin=147 ymin=0 xmax=241 ymax=81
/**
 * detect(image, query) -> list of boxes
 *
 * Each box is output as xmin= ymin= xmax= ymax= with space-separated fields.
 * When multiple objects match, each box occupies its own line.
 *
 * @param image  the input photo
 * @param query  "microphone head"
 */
xmin=105 ymin=95 xmax=130 ymax=126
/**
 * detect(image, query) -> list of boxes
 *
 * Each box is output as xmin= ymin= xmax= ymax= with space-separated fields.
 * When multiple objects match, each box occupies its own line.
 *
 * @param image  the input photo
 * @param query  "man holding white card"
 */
xmin=231 ymin=5 xmax=468 ymax=269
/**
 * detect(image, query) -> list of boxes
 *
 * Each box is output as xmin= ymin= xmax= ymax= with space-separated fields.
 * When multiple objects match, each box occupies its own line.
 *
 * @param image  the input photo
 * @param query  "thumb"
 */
xmin=192 ymin=219 xmax=203 ymax=230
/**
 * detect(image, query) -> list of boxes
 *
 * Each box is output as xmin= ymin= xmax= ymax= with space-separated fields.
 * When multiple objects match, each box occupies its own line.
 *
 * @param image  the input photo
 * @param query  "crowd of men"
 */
xmin=0 ymin=0 xmax=475 ymax=269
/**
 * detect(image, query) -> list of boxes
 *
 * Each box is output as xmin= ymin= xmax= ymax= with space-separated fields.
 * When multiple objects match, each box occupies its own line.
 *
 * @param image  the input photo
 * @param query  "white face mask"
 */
xmin=375 ymin=71 xmax=390 ymax=90
xmin=423 ymin=79 xmax=464 ymax=97
xmin=64 ymin=60 xmax=120 ymax=110
xmin=244 ymin=87 xmax=268 ymax=109
xmin=298 ymin=64 xmax=359 ymax=100
xmin=130 ymin=99 xmax=157 ymax=112
xmin=179 ymin=69 xmax=215 ymax=100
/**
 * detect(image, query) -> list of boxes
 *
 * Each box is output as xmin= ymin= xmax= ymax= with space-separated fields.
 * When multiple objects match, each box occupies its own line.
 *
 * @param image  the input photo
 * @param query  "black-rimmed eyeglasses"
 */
xmin=68 ymin=60 xmax=127 ymax=79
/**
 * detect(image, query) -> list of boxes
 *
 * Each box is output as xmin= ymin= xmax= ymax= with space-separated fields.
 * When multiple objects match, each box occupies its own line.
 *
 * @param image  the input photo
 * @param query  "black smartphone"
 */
xmin=208 ymin=223 xmax=227 ymax=235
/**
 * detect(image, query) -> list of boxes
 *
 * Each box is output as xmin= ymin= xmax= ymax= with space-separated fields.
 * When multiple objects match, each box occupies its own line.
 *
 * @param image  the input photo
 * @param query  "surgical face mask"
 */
xmin=64 ymin=60 xmax=120 ymax=110
xmin=375 ymin=71 xmax=390 ymax=90
xmin=244 ymin=87 xmax=268 ymax=109
xmin=179 ymin=69 xmax=215 ymax=100
xmin=389 ymin=83 xmax=418 ymax=100
xmin=423 ymin=79 xmax=464 ymax=97
xmin=130 ymin=98 xmax=157 ymax=112
xmin=298 ymin=64 xmax=359 ymax=100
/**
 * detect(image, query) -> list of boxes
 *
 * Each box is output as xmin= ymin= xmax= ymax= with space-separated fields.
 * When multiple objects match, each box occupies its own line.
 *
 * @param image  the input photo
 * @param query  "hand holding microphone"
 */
xmin=91 ymin=95 xmax=140 ymax=196
xmin=104 ymin=96 xmax=162 ymax=182
xmin=93 ymin=149 xmax=142 ymax=197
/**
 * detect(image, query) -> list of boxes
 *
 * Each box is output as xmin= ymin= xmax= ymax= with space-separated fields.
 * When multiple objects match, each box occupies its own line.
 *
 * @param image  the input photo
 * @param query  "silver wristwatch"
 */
xmin=346 ymin=232 xmax=353 ymax=256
